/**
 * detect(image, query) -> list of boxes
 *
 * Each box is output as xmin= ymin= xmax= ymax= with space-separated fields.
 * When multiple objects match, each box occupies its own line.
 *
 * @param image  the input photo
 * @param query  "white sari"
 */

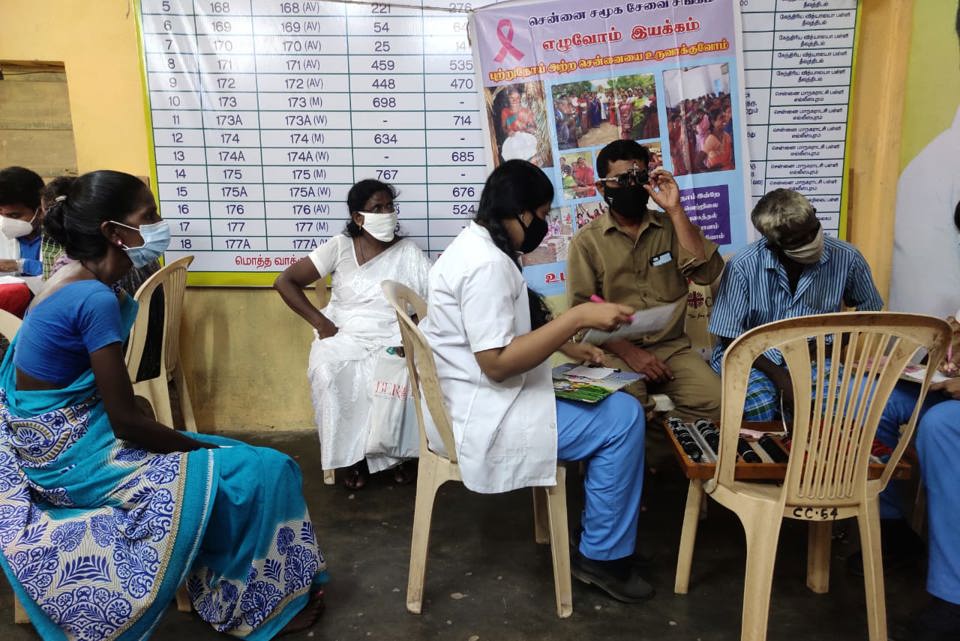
xmin=306 ymin=235 xmax=430 ymax=472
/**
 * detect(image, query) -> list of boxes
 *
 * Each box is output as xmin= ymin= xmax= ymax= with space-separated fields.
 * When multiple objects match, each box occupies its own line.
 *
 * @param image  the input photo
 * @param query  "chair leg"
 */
xmin=674 ymin=479 xmax=704 ymax=594
xmin=806 ymin=521 xmax=832 ymax=594
xmin=533 ymin=486 xmax=549 ymax=545
xmin=175 ymin=584 xmax=192 ymax=612
xmin=13 ymin=593 xmax=28 ymax=624
xmin=406 ymin=456 xmax=441 ymax=614
xmin=546 ymin=466 xmax=573 ymax=618
xmin=739 ymin=511 xmax=783 ymax=641
xmin=173 ymin=365 xmax=198 ymax=432
xmin=323 ymin=469 xmax=336 ymax=485
xmin=858 ymin=498 xmax=887 ymax=641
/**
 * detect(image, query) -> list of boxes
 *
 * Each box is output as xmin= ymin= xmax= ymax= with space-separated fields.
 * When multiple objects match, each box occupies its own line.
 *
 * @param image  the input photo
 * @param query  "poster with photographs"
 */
xmin=472 ymin=1 xmax=752 ymax=296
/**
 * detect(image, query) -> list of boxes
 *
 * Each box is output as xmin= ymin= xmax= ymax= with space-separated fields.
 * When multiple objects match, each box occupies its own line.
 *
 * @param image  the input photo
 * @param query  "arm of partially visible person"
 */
xmin=645 ymin=168 xmax=715 ymax=270
xmin=19 ymin=257 xmax=42 ymax=276
xmin=931 ymin=377 xmax=960 ymax=400
xmin=0 ymin=259 xmax=18 ymax=272
xmin=90 ymin=343 xmax=215 ymax=452
xmin=710 ymin=262 xmax=794 ymax=404
xmin=843 ymin=247 xmax=885 ymax=311
xmin=274 ymin=244 xmax=339 ymax=338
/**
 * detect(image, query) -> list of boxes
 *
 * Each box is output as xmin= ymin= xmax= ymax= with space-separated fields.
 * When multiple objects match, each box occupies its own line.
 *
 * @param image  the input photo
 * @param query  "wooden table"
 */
xmin=662 ymin=420 xmax=912 ymax=595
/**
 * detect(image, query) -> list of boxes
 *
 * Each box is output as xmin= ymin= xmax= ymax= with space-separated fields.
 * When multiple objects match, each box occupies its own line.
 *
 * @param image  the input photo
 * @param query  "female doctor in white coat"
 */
xmin=419 ymin=159 xmax=652 ymax=602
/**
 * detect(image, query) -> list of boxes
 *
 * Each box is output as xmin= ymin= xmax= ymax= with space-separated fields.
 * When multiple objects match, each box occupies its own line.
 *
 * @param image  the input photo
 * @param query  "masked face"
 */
xmin=603 ymin=185 xmax=649 ymax=219
xmin=358 ymin=211 xmax=398 ymax=243
xmin=777 ymin=218 xmax=824 ymax=264
xmin=111 ymin=220 xmax=171 ymax=268
xmin=0 ymin=212 xmax=36 ymax=239
xmin=516 ymin=208 xmax=549 ymax=254
xmin=782 ymin=226 xmax=824 ymax=264
xmin=600 ymin=165 xmax=650 ymax=219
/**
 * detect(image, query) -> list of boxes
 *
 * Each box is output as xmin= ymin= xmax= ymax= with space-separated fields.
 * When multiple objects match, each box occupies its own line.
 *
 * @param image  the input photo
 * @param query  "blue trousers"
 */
xmin=878 ymin=383 xmax=960 ymax=604
xmin=556 ymin=393 xmax=646 ymax=561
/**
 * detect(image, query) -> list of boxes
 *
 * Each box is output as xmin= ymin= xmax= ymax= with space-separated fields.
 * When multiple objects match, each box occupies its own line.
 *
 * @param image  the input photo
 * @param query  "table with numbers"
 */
xmin=138 ymin=0 xmax=491 ymax=283
xmin=740 ymin=0 xmax=859 ymax=237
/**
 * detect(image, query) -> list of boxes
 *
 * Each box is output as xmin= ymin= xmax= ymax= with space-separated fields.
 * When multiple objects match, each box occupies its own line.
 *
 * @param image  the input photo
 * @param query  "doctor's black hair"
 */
xmin=474 ymin=159 xmax=555 ymax=329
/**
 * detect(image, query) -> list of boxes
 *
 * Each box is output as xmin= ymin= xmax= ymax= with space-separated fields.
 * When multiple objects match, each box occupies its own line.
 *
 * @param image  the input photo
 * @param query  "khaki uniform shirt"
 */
xmin=566 ymin=210 xmax=723 ymax=346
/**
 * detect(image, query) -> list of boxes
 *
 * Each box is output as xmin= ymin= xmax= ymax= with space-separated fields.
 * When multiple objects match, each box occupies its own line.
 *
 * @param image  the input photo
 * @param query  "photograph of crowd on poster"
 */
xmin=552 ymin=75 xmax=659 ymax=150
xmin=484 ymin=81 xmax=554 ymax=169
xmin=663 ymin=64 xmax=736 ymax=176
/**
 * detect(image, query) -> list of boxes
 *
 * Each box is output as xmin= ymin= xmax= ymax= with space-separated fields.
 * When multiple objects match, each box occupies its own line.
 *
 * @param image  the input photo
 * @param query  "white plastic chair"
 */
xmin=124 ymin=256 xmax=196 ymax=431
xmin=673 ymin=312 xmax=950 ymax=641
xmin=381 ymin=280 xmax=573 ymax=618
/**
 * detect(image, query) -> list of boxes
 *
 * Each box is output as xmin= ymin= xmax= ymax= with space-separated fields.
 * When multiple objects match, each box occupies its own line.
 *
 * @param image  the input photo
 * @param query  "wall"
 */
xmin=0 ymin=0 xmax=914 ymax=431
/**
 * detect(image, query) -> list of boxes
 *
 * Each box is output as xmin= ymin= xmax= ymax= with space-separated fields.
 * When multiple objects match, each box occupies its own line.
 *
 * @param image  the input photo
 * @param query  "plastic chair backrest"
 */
xmin=717 ymin=312 xmax=950 ymax=506
xmin=126 ymin=256 xmax=193 ymax=380
xmin=380 ymin=280 xmax=458 ymax=463
xmin=0 ymin=309 xmax=23 ymax=343
xmin=0 ymin=309 xmax=21 ymax=343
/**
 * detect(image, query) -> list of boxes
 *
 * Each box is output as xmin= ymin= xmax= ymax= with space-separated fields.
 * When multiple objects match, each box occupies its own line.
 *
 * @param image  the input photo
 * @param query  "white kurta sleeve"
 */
xmin=307 ymin=235 xmax=342 ymax=278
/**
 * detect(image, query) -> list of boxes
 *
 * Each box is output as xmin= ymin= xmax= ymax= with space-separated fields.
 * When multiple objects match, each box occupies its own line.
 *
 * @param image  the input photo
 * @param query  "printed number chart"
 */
xmin=137 ymin=0 xmax=493 ymax=285
xmin=741 ymin=0 xmax=859 ymax=236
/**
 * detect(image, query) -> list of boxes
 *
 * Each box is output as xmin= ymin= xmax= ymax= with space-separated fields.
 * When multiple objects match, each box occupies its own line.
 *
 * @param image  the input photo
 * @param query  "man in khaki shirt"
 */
xmin=567 ymin=140 xmax=723 ymax=420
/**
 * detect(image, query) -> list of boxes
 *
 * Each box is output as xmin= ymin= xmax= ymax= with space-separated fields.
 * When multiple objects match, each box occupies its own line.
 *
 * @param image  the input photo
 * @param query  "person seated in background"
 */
xmin=708 ymin=188 xmax=883 ymax=421
xmin=420 ymin=159 xmax=651 ymax=602
xmin=566 ymin=139 xmax=724 ymax=421
xmin=0 ymin=166 xmax=45 ymax=317
xmin=275 ymin=179 xmax=432 ymax=490
xmin=0 ymin=170 xmax=327 ymax=638
xmin=878 ymin=379 xmax=960 ymax=641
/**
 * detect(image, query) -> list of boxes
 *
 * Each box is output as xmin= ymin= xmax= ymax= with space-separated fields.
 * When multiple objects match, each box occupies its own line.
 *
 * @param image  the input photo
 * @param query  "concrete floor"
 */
xmin=0 ymin=429 xmax=929 ymax=641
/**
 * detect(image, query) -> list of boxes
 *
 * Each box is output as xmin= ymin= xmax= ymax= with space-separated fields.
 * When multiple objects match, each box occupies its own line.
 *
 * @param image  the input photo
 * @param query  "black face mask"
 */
xmin=603 ymin=184 xmax=649 ymax=219
xmin=517 ymin=213 xmax=549 ymax=253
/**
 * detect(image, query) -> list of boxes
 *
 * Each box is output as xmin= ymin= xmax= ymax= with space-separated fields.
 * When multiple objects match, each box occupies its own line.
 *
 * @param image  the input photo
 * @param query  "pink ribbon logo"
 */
xmin=493 ymin=19 xmax=524 ymax=62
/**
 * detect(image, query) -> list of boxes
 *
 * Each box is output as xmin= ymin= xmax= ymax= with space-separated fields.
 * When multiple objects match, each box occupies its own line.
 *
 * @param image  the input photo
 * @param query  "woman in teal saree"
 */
xmin=0 ymin=170 xmax=327 ymax=640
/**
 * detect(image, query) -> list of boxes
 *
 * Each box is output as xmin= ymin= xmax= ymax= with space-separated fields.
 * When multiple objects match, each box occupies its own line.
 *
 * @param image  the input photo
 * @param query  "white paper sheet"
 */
xmin=900 ymin=365 xmax=949 ymax=385
xmin=566 ymin=366 xmax=617 ymax=380
xmin=580 ymin=300 xmax=681 ymax=346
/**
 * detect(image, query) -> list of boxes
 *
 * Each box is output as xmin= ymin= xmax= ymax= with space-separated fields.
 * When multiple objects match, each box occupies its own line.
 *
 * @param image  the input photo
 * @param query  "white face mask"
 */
xmin=0 ymin=211 xmax=36 ymax=239
xmin=358 ymin=211 xmax=397 ymax=242
xmin=782 ymin=226 xmax=824 ymax=264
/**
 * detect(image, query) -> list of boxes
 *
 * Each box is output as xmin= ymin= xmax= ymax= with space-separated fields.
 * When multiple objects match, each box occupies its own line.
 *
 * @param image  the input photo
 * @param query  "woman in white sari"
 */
xmin=275 ymin=180 xmax=431 ymax=489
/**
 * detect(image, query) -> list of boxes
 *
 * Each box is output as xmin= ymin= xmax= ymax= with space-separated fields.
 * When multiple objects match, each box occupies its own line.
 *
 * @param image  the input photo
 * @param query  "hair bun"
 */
xmin=42 ymin=200 xmax=70 ymax=247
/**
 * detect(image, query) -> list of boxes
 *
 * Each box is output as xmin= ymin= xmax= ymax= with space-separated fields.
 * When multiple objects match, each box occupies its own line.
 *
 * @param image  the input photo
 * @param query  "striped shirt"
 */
xmin=709 ymin=235 xmax=883 ymax=370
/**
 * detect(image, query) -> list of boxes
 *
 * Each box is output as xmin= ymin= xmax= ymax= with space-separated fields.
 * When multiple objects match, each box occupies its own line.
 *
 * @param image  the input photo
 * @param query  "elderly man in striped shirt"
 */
xmin=708 ymin=188 xmax=883 ymax=421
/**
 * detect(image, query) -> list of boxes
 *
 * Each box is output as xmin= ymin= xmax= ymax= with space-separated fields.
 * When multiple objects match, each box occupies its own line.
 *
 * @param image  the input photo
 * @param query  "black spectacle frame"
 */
xmin=598 ymin=168 xmax=649 ymax=188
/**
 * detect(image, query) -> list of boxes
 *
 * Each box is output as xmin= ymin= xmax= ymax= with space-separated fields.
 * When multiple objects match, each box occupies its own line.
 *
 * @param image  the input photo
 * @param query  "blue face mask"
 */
xmin=112 ymin=220 xmax=171 ymax=268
